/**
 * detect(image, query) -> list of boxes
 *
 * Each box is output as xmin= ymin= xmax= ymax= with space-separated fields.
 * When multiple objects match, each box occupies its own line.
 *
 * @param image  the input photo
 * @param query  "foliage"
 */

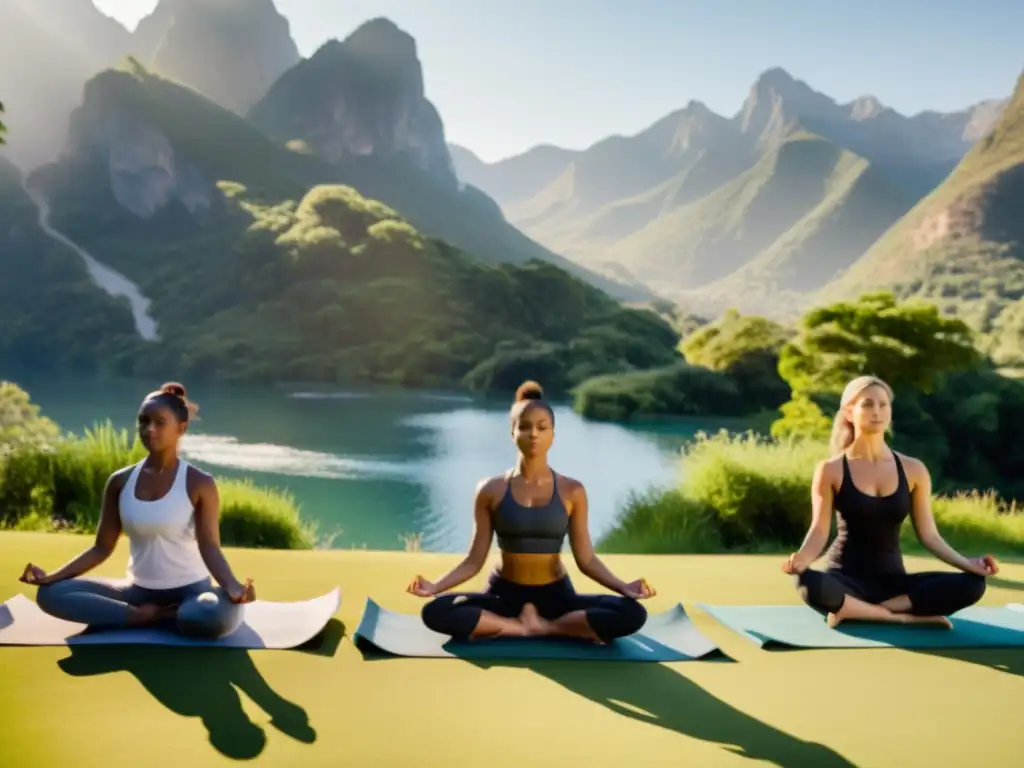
xmin=769 ymin=395 xmax=831 ymax=441
xmin=681 ymin=310 xmax=792 ymax=409
xmin=245 ymin=36 xmax=645 ymax=301
xmin=817 ymin=73 xmax=1024 ymax=355
xmin=771 ymin=292 xmax=981 ymax=441
xmin=599 ymin=431 xmax=1024 ymax=556
xmin=0 ymin=158 xmax=139 ymax=373
xmin=572 ymin=363 xmax=744 ymax=422
xmin=33 ymin=164 xmax=679 ymax=392
xmin=0 ymin=421 xmax=316 ymax=549
xmin=0 ymin=100 xmax=6 ymax=145
xmin=777 ymin=292 xmax=979 ymax=395
xmin=0 ymin=382 xmax=59 ymax=456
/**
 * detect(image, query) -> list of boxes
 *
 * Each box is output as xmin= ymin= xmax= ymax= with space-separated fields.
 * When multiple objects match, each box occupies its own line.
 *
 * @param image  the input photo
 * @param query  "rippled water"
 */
xmin=15 ymin=376 xmax=737 ymax=551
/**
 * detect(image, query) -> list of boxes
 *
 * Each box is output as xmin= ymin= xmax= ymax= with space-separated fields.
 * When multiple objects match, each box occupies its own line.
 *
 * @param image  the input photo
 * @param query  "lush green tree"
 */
xmin=773 ymin=292 xmax=981 ymax=440
xmin=0 ymin=101 xmax=7 ymax=145
xmin=0 ymin=382 xmax=59 ymax=455
xmin=682 ymin=310 xmax=792 ymax=409
xmin=778 ymin=292 xmax=979 ymax=395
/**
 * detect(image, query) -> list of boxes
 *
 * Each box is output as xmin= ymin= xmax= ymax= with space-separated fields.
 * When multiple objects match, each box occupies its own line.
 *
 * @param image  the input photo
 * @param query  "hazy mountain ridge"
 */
xmin=450 ymin=67 xmax=1011 ymax=313
xmin=816 ymin=71 xmax=1024 ymax=358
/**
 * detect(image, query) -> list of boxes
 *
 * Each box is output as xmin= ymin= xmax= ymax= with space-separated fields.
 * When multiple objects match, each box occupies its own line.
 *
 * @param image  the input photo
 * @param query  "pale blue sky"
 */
xmin=94 ymin=0 xmax=1023 ymax=162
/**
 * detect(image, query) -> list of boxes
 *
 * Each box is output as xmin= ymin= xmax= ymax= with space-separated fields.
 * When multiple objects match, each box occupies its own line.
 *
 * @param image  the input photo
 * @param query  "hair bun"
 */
xmin=515 ymin=380 xmax=544 ymax=402
xmin=160 ymin=382 xmax=187 ymax=400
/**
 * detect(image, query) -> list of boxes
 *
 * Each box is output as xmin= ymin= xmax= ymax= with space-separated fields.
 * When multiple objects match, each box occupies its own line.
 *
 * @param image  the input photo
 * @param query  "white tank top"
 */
xmin=119 ymin=459 xmax=210 ymax=589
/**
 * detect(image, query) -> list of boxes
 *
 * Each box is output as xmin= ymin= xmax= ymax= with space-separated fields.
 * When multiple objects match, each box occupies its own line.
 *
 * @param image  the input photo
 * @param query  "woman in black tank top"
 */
xmin=783 ymin=375 xmax=998 ymax=628
xmin=406 ymin=381 xmax=654 ymax=644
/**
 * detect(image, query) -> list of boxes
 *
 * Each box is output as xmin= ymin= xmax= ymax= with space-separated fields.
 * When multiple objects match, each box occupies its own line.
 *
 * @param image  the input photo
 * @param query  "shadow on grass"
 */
xmin=466 ymin=658 xmax=856 ymax=767
xmin=55 ymin=619 xmax=344 ymax=761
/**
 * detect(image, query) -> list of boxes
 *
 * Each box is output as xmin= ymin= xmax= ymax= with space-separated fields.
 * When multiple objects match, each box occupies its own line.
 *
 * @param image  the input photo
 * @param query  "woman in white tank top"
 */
xmin=19 ymin=382 xmax=255 ymax=638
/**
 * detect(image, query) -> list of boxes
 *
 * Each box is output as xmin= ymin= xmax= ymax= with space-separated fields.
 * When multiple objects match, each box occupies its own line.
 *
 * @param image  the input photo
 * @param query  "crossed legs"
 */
xmin=796 ymin=569 xmax=986 ymax=628
xmin=36 ymin=576 xmax=244 ymax=639
xmin=422 ymin=577 xmax=647 ymax=644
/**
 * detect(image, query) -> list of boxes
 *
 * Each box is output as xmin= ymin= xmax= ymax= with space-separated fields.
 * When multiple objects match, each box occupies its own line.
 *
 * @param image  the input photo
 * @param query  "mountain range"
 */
xmin=0 ymin=0 xmax=1021 ymax=379
xmin=0 ymin=4 xmax=672 ymax=390
xmin=451 ymin=67 xmax=1014 ymax=318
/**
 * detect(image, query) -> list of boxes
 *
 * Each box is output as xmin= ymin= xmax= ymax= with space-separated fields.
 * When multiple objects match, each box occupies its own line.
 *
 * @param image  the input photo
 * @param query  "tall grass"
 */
xmin=0 ymin=421 xmax=316 ymax=549
xmin=599 ymin=431 xmax=1024 ymax=558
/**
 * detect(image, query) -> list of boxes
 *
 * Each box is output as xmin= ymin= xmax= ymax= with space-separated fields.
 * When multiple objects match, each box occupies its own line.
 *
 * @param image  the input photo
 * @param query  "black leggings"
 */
xmin=421 ymin=574 xmax=648 ymax=643
xmin=797 ymin=569 xmax=986 ymax=617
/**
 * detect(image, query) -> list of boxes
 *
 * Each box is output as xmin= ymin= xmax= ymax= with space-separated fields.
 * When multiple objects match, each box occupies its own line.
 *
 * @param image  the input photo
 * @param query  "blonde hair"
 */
xmin=829 ymin=375 xmax=894 ymax=455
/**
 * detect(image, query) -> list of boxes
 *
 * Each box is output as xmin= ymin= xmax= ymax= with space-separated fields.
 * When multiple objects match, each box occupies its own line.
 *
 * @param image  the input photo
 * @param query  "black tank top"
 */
xmin=824 ymin=453 xmax=910 ymax=576
xmin=492 ymin=471 xmax=570 ymax=554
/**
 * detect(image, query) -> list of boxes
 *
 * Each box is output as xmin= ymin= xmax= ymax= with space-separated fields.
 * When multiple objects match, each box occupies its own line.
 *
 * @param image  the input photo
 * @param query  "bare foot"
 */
xmin=899 ymin=614 xmax=952 ymax=628
xmin=518 ymin=603 xmax=552 ymax=637
xmin=826 ymin=602 xmax=899 ymax=628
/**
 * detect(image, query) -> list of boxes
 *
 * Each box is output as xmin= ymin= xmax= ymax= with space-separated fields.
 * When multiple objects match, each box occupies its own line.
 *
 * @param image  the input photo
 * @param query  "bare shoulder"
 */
xmin=476 ymin=474 xmax=508 ymax=502
xmin=106 ymin=464 xmax=136 ymax=495
xmin=556 ymin=472 xmax=585 ymax=494
xmin=555 ymin=473 xmax=586 ymax=506
xmin=894 ymin=452 xmax=928 ymax=482
xmin=185 ymin=463 xmax=217 ymax=497
xmin=816 ymin=454 xmax=845 ymax=485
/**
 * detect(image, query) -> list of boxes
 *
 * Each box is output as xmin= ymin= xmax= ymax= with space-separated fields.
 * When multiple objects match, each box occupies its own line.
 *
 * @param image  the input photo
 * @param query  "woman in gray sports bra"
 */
xmin=408 ymin=380 xmax=655 ymax=643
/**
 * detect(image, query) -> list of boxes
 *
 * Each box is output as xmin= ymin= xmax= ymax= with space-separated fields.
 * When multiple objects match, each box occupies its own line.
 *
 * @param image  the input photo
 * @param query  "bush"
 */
xmin=573 ymin=363 xmax=745 ymax=422
xmin=218 ymin=478 xmax=316 ymax=549
xmin=599 ymin=431 xmax=1024 ymax=557
xmin=0 ymin=421 xmax=315 ymax=549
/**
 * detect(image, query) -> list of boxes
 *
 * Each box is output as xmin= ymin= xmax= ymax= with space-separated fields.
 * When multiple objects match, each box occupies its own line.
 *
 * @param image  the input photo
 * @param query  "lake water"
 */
xmin=11 ymin=374 xmax=740 ymax=552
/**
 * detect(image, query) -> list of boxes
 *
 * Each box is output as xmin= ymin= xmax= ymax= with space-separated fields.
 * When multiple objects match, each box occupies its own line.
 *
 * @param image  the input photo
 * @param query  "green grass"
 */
xmin=1 ymin=531 xmax=1022 ymax=766
xmin=0 ymin=421 xmax=316 ymax=549
xmin=599 ymin=431 xmax=1024 ymax=557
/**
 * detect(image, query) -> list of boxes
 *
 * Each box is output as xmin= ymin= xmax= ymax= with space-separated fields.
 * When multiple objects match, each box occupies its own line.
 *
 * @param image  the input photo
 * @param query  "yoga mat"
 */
xmin=353 ymin=598 xmax=726 ymax=661
xmin=698 ymin=602 xmax=1024 ymax=650
xmin=0 ymin=589 xmax=341 ymax=649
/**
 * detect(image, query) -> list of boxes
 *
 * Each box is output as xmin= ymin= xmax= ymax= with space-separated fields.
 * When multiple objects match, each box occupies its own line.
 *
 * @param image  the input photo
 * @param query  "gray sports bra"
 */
xmin=492 ymin=471 xmax=570 ymax=554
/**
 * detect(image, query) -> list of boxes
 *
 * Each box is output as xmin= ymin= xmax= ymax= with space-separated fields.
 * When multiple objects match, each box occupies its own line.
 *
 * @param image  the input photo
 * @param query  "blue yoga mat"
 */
xmin=354 ymin=598 xmax=728 ymax=661
xmin=698 ymin=602 xmax=1024 ymax=650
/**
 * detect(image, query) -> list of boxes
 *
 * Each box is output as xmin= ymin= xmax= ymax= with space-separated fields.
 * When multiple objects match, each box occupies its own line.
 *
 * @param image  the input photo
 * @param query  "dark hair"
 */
xmin=142 ymin=381 xmax=198 ymax=423
xmin=510 ymin=380 xmax=554 ymax=424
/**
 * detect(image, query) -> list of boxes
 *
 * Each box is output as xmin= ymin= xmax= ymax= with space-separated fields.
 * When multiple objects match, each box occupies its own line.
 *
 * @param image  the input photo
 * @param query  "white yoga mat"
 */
xmin=0 ymin=589 xmax=340 ymax=649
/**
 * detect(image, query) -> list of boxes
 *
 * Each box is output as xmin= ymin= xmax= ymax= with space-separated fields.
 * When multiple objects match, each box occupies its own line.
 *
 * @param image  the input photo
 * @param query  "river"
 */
xmin=12 ymin=374 xmax=741 ymax=552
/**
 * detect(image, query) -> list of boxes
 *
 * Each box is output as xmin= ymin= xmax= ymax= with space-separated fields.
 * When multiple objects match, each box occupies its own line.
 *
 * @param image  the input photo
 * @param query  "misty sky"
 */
xmin=94 ymin=0 xmax=1024 ymax=162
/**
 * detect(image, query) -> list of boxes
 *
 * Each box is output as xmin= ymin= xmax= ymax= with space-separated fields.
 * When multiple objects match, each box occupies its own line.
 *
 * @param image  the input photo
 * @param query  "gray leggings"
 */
xmin=36 ymin=576 xmax=244 ymax=639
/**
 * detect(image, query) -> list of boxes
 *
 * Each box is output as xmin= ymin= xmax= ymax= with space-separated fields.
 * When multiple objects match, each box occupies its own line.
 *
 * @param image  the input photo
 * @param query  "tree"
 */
xmin=772 ymin=292 xmax=981 ymax=440
xmin=0 ymin=382 xmax=60 ymax=455
xmin=777 ymin=292 xmax=979 ymax=396
xmin=682 ymin=310 xmax=793 ymax=409
xmin=0 ymin=101 xmax=7 ymax=145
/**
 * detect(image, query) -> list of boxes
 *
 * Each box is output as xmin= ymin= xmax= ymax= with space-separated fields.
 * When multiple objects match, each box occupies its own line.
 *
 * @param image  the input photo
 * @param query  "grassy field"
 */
xmin=1 ymin=531 xmax=1022 ymax=767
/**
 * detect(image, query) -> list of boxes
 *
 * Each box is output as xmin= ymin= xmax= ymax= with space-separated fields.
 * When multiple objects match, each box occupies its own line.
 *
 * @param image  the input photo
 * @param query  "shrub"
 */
xmin=600 ymin=432 xmax=1024 ymax=557
xmin=0 ymin=421 xmax=314 ymax=549
xmin=573 ymin=363 xmax=745 ymax=422
xmin=218 ymin=478 xmax=317 ymax=549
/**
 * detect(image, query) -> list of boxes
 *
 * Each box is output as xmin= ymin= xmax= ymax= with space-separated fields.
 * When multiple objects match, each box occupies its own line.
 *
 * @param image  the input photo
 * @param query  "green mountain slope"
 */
xmin=246 ymin=20 xmax=647 ymax=300
xmin=28 ymin=66 xmax=678 ymax=391
xmin=0 ymin=157 xmax=137 ymax=371
xmin=587 ymin=133 xmax=912 ymax=301
xmin=455 ymin=68 xmax=1009 ymax=311
xmin=689 ymin=150 xmax=922 ymax=316
xmin=818 ymin=71 xmax=1024 ymax=360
